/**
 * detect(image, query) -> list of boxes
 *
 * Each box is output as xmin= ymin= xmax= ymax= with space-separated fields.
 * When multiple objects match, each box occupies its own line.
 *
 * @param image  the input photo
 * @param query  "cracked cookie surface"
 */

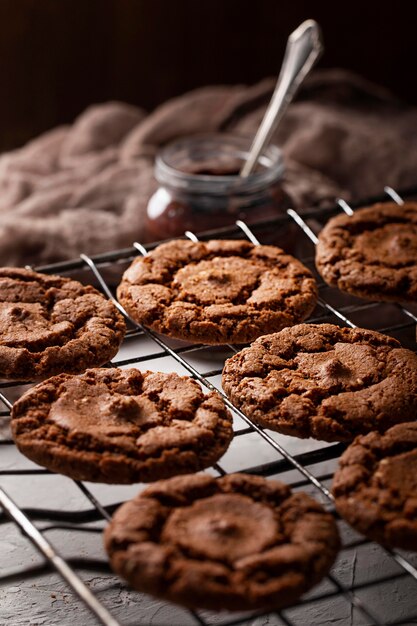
xmin=222 ymin=323 xmax=417 ymax=442
xmin=0 ymin=267 xmax=125 ymax=380
xmin=333 ymin=423 xmax=417 ymax=550
xmin=117 ymin=240 xmax=318 ymax=344
xmin=316 ymin=202 xmax=417 ymax=302
xmin=11 ymin=368 xmax=233 ymax=483
xmin=104 ymin=473 xmax=339 ymax=611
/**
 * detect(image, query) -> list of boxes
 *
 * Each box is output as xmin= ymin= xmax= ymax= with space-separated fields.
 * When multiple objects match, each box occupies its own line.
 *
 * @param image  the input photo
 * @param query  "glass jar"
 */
xmin=146 ymin=134 xmax=292 ymax=241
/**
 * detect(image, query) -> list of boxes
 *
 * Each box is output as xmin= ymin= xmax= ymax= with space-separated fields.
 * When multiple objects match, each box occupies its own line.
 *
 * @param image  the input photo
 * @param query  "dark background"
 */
xmin=0 ymin=0 xmax=415 ymax=151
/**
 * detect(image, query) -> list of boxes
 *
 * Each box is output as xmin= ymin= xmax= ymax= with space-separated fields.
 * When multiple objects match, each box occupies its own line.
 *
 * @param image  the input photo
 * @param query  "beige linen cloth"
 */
xmin=1 ymin=69 xmax=417 ymax=267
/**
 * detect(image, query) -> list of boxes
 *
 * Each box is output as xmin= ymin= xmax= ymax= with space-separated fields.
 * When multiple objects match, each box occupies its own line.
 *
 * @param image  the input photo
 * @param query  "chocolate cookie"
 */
xmin=11 ymin=368 xmax=233 ymax=483
xmin=104 ymin=473 xmax=339 ymax=611
xmin=316 ymin=202 xmax=417 ymax=302
xmin=117 ymin=239 xmax=318 ymax=344
xmin=0 ymin=267 xmax=125 ymax=380
xmin=222 ymin=323 xmax=417 ymax=442
xmin=333 ymin=423 xmax=417 ymax=550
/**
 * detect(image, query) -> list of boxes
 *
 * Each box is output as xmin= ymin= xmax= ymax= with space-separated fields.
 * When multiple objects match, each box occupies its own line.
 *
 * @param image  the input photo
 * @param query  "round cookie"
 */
xmin=0 ymin=267 xmax=125 ymax=381
xmin=222 ymin=323 xmax=417 ymax=442
xmin=11 ymin=368 xmax=233 ymax=483
xmin=316 ymin=202 xmax=417 ymax=303
xmin=104 ymin=473 xmax=340 ymax=611
xmin=333 ymin=423 xmax=417 ymax=551
xmin=117 ymin=239 xmax=318 ymax=344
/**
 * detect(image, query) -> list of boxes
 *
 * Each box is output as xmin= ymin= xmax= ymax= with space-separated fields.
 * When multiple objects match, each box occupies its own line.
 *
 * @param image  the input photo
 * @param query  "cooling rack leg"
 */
xmin=0 ymin=486 xmax=121 ymax=626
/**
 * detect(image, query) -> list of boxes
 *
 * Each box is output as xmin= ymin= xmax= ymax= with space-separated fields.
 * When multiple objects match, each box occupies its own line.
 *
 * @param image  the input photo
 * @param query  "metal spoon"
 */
xmin=240 ymin=19 xmax=323 ymax=178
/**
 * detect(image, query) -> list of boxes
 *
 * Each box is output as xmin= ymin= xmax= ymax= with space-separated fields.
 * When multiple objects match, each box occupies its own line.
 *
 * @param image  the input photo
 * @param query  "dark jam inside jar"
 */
xmin=146 ymin=134 xmax=291 ymax=241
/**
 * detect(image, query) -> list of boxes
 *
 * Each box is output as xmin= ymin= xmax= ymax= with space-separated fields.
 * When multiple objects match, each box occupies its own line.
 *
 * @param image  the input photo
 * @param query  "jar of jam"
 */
xmin=146 ymin=134 xmax=292 ymax=241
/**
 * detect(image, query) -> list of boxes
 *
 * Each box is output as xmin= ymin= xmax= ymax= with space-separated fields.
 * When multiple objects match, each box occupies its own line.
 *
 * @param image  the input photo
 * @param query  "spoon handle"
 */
xmin=240 ymin=19 xmax=323 ymax=178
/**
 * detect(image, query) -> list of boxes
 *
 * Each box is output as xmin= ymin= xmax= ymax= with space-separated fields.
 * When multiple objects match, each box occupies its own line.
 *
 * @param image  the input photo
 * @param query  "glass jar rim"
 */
xmin=154 ymin=133 xmax=285 ymax=195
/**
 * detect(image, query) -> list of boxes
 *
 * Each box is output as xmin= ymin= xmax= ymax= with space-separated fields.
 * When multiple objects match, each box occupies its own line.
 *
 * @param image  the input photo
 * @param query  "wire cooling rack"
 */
xmin=1 ymin=186 xmax=417 ymax=626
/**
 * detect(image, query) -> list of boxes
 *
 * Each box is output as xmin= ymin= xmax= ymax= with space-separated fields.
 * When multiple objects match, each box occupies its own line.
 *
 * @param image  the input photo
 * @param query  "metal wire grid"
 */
xmin=1 ymin=186 xmax=417 ymax=626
